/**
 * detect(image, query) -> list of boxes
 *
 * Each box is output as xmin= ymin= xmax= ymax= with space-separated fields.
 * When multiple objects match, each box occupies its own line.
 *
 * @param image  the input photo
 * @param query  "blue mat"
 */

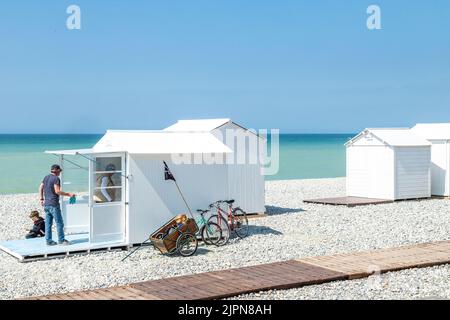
xmin=0 ymin=233 xmax=126 ymax=261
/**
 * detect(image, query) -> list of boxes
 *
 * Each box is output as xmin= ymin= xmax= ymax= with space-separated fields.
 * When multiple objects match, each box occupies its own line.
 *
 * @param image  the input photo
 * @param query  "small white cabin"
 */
xmin=44 ymin=120 xmax=265 ymax=248
xmin=411 ymin=123 xmax=450 ymax=196
xmin=164 ymin=118 xmax=265 ymax=214
xmin=346 ymin=128 xmax=431 ymax=200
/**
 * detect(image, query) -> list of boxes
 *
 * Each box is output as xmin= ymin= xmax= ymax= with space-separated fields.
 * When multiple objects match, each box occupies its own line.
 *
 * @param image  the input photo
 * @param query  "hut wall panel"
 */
xmin=394 ymin=147 xmax=431 ymax=199
xmin=127 ymin=155 xmax=229 ymax=244
xmin=215 ymin=124 xmax=266 ymax=214
xmin=428 ymin=141 xmax=449 ymax=196
xmin=346 ymin=146 xmax=395 ymax=199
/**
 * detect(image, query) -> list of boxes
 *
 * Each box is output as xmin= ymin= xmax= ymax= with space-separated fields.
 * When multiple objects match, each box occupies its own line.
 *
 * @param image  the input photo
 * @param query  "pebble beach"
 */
xmin=0 ymin=177 xmax=449 ymax=300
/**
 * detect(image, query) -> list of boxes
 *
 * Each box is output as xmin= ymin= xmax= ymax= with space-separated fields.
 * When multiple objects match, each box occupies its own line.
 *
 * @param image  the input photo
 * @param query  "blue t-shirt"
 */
xmin=42 ymin=174 xmax=61 ymax=207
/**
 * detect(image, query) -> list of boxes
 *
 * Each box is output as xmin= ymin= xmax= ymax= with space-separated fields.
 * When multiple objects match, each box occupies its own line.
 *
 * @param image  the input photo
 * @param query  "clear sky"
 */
xmin=0 ymin=1 xmax=449 ymax=133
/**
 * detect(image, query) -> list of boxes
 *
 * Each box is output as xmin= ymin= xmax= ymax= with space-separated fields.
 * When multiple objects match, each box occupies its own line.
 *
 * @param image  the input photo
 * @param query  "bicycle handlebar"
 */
xmin=209 ymin=199 xmax=235 ymax=208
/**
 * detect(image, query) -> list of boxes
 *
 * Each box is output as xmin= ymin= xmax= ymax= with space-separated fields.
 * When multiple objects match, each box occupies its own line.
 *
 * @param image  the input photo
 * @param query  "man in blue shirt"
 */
xmin=39 ymin=164 xmax=76 ymax=246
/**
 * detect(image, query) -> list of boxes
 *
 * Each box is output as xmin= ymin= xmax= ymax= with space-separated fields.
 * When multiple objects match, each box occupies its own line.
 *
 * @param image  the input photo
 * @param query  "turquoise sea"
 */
xmin=0 ymin=134 xmax=353 ymax=194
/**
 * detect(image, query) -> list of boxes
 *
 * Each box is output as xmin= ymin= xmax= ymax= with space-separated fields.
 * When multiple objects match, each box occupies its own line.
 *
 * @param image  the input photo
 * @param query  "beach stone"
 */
xmin=0 ymin=178 xmax=449 ymax=299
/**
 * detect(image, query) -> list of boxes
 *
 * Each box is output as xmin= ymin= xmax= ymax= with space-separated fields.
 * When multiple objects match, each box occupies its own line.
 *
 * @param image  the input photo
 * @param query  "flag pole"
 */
xmin=173 ymin=180 xmax=193 ymax=218
xmin=164 ymin=161 xmax=194 ymax=219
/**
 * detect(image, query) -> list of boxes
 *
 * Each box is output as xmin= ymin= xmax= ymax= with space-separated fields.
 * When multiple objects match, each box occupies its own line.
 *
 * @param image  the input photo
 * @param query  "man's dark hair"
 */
xmin=51 ymin=164 xmax=62 ymax=172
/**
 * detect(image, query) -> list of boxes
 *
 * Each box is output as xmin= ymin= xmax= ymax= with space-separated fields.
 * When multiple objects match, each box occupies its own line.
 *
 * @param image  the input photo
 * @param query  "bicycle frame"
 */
xmin=195 ymin=212 xmax=214 ymax=233
xmin=212 ymin=202 xmax=236 ymax=231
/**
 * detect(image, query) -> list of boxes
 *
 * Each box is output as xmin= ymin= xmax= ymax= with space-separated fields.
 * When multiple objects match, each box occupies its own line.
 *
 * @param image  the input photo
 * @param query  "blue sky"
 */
xmin=0 ymin=1 xmax=449 ymax=133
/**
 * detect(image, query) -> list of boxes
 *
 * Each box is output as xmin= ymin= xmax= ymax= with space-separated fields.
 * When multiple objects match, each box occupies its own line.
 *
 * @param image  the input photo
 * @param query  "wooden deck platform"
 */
xmin=0 ymin=233 xmax=129 ymax=263
xmin=26 ymin=240 xmax=450 ymax=300
xmin=303 ymin=196 xmax=394 ymax=207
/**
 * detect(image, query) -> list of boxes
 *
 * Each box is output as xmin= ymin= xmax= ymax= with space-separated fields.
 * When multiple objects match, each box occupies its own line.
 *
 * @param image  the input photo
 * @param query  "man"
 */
xmin=39 ymin=164 xmax=76 ymax=246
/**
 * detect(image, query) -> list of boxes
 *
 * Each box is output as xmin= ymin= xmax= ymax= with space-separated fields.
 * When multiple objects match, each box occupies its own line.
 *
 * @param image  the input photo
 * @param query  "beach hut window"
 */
xmin=95 ymin=157 xmax=122 ymax=172
xmin=93 ymin=156 xmax=124 ymax=203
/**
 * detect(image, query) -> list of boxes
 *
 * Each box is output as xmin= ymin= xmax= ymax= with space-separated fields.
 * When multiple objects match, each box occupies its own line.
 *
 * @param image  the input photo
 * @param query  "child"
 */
xmin=25 ymin=211 xmax=45 ymax=239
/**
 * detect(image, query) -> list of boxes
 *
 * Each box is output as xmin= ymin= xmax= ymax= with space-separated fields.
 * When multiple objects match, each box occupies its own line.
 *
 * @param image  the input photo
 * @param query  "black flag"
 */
xmin=163 ymin=161 xmax=176 ymax=181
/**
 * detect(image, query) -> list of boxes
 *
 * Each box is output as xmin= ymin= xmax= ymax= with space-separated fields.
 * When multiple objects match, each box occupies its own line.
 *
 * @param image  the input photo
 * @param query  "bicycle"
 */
xmin=195 ymin=209 xmax=223 ymax=246
xmin=207 ymin=199 xmax=249 ymax=245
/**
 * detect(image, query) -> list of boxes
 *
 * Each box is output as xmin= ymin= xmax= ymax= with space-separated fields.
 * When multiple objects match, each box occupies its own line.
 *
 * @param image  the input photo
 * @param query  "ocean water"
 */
xmin=0 ymin=134 xmax=353 ymax=194
xmin=269 ymin=134 xmax=352 ymax=180
xmin=0 ymin=135 xmax=101 ymax=195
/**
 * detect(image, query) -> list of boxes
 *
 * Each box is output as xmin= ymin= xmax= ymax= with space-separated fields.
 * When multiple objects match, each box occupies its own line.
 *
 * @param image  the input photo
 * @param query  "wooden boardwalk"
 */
xmin=303 ymin=196 xmax=394 ymax=207
xmin=27 ymin=240 xmax=450 ymax=300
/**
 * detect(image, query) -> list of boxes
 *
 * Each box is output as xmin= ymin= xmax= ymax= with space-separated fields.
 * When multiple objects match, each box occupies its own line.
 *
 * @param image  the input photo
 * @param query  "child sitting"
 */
xmin=25 ymin=211 xmax=45 ymax=239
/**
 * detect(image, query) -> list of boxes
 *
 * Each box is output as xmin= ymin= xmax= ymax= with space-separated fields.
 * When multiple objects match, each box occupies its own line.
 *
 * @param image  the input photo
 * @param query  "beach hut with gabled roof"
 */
xmin=411 ymin=123 xmax=450 ymax=196
xmin=345 ymin=128 xmax=431 ymax=200
xmin=0 ymin=119 xmax=267 ymax=262
xmin=48 ymin=130 xmax=236 ymax=246
xmin=0 ymin=117 xmax=268 ymax=261
xmin=0 ymin=129 xmax=241 ymax=261
xmin=164 ymin=118 xmax=266 ymax=216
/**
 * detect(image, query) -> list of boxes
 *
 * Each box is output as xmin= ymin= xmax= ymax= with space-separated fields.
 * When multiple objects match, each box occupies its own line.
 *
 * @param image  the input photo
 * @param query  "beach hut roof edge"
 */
xmin=45 ymin=147 xmax=125 ymax=155
xmin=47 ymin=131 xmax=233 ymax=155
xmin=164 ymin=118 xmax=232 ymax=131
xmin=346 ymin=128 xmax=431 ymax=147
xmin=94 ymin=131 xmax=233 ymax=154
xmin=164 ymin=118 xmax=263 ymax=140
xmin=412 ymin=123 xmax=450 ymax=140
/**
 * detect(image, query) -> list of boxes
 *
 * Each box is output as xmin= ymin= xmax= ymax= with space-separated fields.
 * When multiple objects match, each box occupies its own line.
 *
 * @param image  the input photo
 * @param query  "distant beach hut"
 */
xmin=411 ymin=123 xmax=450 ymax=196
xmin=345 ymin=128 xmax=431 ymax=200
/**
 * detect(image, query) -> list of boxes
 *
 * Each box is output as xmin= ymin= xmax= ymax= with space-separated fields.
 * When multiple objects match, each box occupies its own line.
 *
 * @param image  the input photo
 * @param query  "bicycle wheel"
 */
xmin=176 ymin=233 xmax=198 ymax=257
xmin=233 ymin=208 xmax=249 ymax=238
xmin=207 ymin=214 xmax=230 ymax=246
xmin=201 ymin=222 xmax=222 ymax=246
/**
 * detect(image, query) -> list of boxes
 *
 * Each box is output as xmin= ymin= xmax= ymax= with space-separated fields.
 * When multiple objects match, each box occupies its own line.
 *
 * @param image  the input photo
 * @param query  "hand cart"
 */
xmin=150 ymin=214 xmax=199 ymax=257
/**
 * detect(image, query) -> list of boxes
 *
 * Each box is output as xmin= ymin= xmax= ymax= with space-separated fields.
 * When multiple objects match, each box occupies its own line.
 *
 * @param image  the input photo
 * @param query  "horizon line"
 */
xmin=0 ymin=132 xmax=357 ymax=135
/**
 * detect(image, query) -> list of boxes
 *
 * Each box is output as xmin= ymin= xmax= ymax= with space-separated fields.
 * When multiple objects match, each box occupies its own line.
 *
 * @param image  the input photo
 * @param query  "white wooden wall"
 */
xmin=126 ymin=154 xmax=229 ymax=244
xmin=346 ymin=145 xmax=395 ymax=199
xmin=428 ymin=141 xmax=450 ymax=196
xmin=214 ymin=123 xmax=266 ymax=214
xmin=394 ymin=147 xmax=431 ymax=199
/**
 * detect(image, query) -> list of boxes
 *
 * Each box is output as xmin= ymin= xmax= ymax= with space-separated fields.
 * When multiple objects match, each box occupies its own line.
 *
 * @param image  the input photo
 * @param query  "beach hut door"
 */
xmin=89 ymin=153 xmax=126 ymax=244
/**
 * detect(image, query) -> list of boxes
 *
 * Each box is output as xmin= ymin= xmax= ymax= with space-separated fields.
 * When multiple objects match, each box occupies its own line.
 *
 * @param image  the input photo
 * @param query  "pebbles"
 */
xmin=0 ymin=178 xmax=449 ymax=300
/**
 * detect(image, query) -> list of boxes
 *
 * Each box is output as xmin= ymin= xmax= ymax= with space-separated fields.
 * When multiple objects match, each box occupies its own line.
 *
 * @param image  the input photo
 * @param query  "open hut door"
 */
xmin=89 ymin=153 xmax=126 ymax=244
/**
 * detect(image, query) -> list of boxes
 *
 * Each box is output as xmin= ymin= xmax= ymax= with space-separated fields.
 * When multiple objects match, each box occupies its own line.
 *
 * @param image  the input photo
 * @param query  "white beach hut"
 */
xmin=164 ymin=119 xmax=265 ymax=215
xmin=44 ymin=120 xmax=265 ymax=248
xmin=411 ymin=123 xmax=450 ymax=196
xmin=44 ymin=131 xmax=233 ymax=247
xmin=345 ymin=128 xmax=431 ymax=200
xmin=0 ymin=120 xmax=267 ymax=261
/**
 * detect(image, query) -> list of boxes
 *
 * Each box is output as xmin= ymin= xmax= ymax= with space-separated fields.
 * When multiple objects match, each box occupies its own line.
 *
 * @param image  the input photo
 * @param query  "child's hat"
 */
xmin=29 ymin=211 xmax=39 ymax=218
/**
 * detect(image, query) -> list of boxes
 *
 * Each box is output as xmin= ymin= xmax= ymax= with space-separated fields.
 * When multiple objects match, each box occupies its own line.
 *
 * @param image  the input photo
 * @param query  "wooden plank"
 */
xmin=298 ymin=241 xmax=450 ymax=279
xmin=304 ymin=196 xmax=394 ymax=207
xmin=123 ymin=286 xmax=162 ymax=300
xmin=82 ymin=290 xmax=109 ymax=300
xmin=29 ymin=240 xmax=450 ymax=300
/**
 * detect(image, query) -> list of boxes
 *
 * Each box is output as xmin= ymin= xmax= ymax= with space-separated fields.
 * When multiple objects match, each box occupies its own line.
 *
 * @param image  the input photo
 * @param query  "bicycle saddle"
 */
xmin=223 ymin=199 xmax=235 ymax=204
xmin=197 ymin=209 xmax=209 ymax=214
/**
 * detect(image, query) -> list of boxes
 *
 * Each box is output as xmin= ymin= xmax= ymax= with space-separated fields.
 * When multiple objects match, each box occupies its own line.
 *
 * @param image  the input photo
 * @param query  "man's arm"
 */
xmin=54 ymin=184 xmax=75 ymax=198
xmin=39 ymin=183 xmax=44 ymax=206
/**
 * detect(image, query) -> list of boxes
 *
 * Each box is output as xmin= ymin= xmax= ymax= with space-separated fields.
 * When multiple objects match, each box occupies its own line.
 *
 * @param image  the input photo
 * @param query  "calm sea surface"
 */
xmin=0 ymin=134 xmax=353 ymax=194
